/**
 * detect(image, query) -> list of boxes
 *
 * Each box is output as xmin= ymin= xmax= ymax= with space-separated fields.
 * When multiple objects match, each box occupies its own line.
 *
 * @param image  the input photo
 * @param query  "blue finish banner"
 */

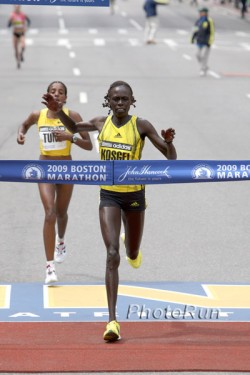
xmin=0 ymin=0 xmax=109 ymax=7
xmin=0 ymin=160 xmax=113 ymax=185
xmin=114 ymin=160 xmax=250 ymax=185
xmin=1 ymin=160 xmax=250 ymax=185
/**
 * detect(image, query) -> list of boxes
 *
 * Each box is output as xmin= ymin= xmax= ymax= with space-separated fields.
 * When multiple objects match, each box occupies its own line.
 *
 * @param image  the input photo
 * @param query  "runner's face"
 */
xmin=48 ymin=83 xmax=67 ymax=104
xmin=14 ymin=5 xmax=21 ymax=13
xmin=109 ymin=86 xmax=132 ymax=117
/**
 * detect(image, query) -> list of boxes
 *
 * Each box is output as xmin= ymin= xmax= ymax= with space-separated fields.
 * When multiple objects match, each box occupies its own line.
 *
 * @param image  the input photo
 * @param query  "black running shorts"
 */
xmin=14 ymin=32 xmax=24 ymax=38
xmin=99 ymin=188 xmax=146 ymax=212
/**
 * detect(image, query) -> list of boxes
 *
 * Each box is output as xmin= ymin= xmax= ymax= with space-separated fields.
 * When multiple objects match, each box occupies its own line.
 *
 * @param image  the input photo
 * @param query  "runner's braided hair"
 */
xmin=102 ymin=81 xmax=136 ymax=114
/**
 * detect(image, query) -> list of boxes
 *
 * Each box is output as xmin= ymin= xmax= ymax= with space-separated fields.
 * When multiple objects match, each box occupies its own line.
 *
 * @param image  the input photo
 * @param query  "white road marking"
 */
xmin=89 ymin=29 xmax=98 ymax=34
xmin=118 ymin=29 xmax=128 ymax=34
xmin=58 ymin=18 xmax=68 ymax=34
xmin=25 ymin=38 xmax=34 ymax=46
xmin=73 ymin=68 xmax=81 ymax=76
xmin=128 ymin=38 xmax=140 ymax=46
xmin=240 ymin=43 xmax=250 ymax=51
xmin=57 ymin=38 xmax=70 ymax=47
xmin=94 ymin=38 xmax=106 ymax=46
xmin=69 ymin=51 xmax=76 ymax=58
xmin=177 ymin=29 xmax=188 ymax=35
xmin=164 ymin=39 xmax=178 ymax=50
xmin=129 ymin=19 xmax=143 ymax=31
xmin=236 ymin=31 xmax=248 ymax=37
xmin=79 ymin=92 xmax=88 ymax=104
xmin=28 ymin=29 xmax=38 ymax=35
xmin=182 ymin=54 xmax=192 ymax=61
xmin=207 ymin=70 xmax=221 ymax=79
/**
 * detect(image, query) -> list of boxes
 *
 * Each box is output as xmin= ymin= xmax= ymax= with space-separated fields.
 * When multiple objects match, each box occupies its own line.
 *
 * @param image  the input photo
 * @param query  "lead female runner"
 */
xmin=42 ymin=80 xmax=177 ymax=341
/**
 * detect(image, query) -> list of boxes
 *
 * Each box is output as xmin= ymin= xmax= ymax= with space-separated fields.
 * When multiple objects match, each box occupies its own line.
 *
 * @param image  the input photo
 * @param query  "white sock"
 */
xmin=47 ymin=260 xmax=54 ymax=268
xmin=57 ymin=235 xmax=64 ymax=243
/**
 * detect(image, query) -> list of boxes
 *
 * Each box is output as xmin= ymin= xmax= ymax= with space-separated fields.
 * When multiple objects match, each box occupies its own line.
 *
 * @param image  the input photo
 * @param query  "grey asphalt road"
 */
xmin=0 ymin=0 xmax=250 ymax=374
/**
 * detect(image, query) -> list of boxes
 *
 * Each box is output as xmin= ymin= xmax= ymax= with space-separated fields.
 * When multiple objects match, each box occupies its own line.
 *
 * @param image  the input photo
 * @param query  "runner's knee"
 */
xmin=56 ymin=211 xmax=68 ymax=221
xmin=106 ymin=247 xmax=120 ymax=270
xmin=44 ymin=208 xmax=57 ymax=225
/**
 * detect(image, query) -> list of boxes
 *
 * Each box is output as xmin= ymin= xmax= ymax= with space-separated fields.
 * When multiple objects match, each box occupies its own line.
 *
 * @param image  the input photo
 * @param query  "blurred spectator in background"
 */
xmin=143 ymin=0 xmax=168 ymax=45
xmin=191 ymin=7 xmax=215 ymax=76
xmin=110 ymin=0 xmax=116 ymax=14
xmin=240 ymin=0 xmax=247 ymax=18
xmin=190 ymin=0 xmax=198 ymax=6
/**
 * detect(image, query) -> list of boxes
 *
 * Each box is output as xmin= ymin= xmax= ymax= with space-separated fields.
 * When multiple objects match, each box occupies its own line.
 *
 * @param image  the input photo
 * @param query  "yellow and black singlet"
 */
xmin=98 ymin=115 xmax=145 ymax=193
xmin=37 ymin=108 xmax=72 ymax=157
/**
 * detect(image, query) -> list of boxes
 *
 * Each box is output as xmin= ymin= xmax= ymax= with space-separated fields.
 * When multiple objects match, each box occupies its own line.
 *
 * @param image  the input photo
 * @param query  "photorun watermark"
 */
xmin=126 ymin=304 xmax=221 ymax=320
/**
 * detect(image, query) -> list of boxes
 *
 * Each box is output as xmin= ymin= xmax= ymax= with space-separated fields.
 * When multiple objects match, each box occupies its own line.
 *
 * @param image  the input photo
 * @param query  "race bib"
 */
xmin=39 ymin=126 xmax=66 ymax=151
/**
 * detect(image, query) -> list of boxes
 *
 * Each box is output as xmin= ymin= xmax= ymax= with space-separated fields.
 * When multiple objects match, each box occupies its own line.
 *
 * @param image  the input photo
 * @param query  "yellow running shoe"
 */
xmin=121 ymin=232 xmax=142 ymax=268
xmin=126 ymin=250 xmax=142 ymax=269
xmin=103 ymin=320 xmax=121 ymax=342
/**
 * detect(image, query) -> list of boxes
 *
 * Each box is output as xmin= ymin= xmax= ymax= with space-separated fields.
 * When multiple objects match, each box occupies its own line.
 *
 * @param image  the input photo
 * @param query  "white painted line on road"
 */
xmin=89 ymin=28 xmax=98 ymax=34
xmin=164 ymin=39 xmax=178 ymax=50
xmin=182 ymin=54 xmax=192 ymax=61
xmin=69 ymin=51 xmax=76 ymax=58
xmin=236 ymin=31 xmax=248 ymax=37
xmin=28 ymin=29 xmax=38 ymax=35
xmin=73 ymin=68 xmax=81 ymax=76
xmin=177 ymin=29 xmax=188 ymax=35
xmin=58 ymin=17 xmax=65 ymax=30
xmin=118 ymin=29 xmax=128 ymax=34
xmin=129 ymin=19 xmax=143 ymax=31
xmin=94 ymin=38 xmax=106 ymax=46
xmin=208 ymin=70 xmax=221 ymax=79
xmin=121 ymin=11 xmax=127 ymax=17
xmin=57 ymin=10 xmax=63 ymax=16
xmin=59 ymin=28 xmax=69 ymax=35
xmin=26 ymin=38 xmax=34 ymax=46
xmin=0 ymin=29 xmax=8 ymax=35
xmin=79 ymin=92 xmax=88 ymax=104
xmin=240 ymin=43 xmax=250 ymax=51
xmin=128 ymin=38 xmax=140 ymax=47
xmin=57 ymin=38 xmax=70 ymax=47
xmin=246 ymin=94 xmax=250 ymax=99
xmin=58 ymin=18 xmax=68 ymax=34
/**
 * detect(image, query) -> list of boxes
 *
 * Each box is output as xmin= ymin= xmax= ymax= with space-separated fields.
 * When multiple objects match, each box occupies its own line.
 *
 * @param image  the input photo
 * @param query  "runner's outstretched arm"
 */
xmin=42 ymin=93 xmax=104 ymax=133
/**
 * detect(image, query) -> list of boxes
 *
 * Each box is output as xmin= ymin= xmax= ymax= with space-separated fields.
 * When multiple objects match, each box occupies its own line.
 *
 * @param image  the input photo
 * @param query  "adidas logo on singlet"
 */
xmin=114 ymin=133 xmax=122 ymax=138
xmin=130 ymin=201 xmax=140 ymax=207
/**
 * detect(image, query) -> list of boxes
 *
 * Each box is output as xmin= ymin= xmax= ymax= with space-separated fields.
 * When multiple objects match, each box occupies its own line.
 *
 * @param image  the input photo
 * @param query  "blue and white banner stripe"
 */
xmin=0 ymin=160 xmax=113 ymax=185
xmin=114 ymin=160 xmax=250 ymax=185
xmin=1 ymin=160 xmax=250 ymax=185
xmin=0 ymin=0 xmax=109 ymax=7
